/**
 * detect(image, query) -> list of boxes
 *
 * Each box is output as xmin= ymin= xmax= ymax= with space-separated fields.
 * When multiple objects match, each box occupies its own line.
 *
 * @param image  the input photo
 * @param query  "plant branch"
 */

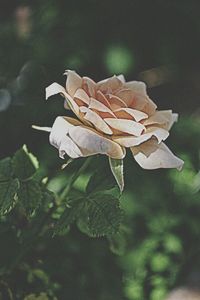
xmin=6 ymin=157 xmax=92 ymax=273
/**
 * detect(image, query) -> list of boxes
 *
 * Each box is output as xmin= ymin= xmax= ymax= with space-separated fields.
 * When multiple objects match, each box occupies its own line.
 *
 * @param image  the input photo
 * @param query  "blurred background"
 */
xmin=1 ymin=0 xmax=200 ymax=299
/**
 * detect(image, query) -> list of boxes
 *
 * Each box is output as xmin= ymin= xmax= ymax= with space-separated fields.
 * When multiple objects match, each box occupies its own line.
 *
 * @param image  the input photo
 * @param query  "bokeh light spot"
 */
xmin=104 ymin=45 xmax=135 ymax=75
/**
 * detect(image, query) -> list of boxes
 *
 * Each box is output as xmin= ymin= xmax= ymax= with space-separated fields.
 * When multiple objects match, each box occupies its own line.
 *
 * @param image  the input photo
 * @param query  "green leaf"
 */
xmin=0 ymin=158 xmax=13 ymax=181
xmin=85 ymin=193 xmax=123 ymax=237
xmin=0 ymin=178 xmax=19 ymax=215
xmin=17 ymin=180 xmax=43 ymax=215
xmin=22 ymin=145 xmax=39 ymax=169
xmin=109 ymin=157 xmax=124 ymax=192
xmin=12 ymin=147 xmax=37 ymax=180
xmin=53 ymin=191 xmax=84 ymax=236
xmin=86 ymin=169 xmax=120 ymax=198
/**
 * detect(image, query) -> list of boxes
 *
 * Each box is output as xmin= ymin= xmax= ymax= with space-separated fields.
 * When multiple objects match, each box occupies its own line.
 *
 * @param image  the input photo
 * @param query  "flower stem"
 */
xmin=60 ymin=156 xmax=92 ymax=201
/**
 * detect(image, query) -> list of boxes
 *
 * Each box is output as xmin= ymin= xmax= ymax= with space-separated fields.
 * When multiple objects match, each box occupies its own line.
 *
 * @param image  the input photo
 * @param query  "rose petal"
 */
xmin=143 ymin=110 xmax=178 ymax=130
xmin=113 ymin=127 xmax=169 ymax=147
xmin=108 ymin=94 xmax=128 ymax=110
xmin=82 ymin=76 xmax=96 ymax=97
xmin=117 ymin=74 xmax=126 ymax=83
xmin=80 ymin=107 xmax=113 ymax=135
xmin=74 ymin=88 xmax=90 ymax=105
xmin=125 ymin=80 xmax=147 ymax=95
xmin=141 ymin=98 xmax=157 ymax=115
xmin=114 ymin=108 xmax=148 ymax=122
xmin=64 ymin=70 xmax=82 ymax=97
xmin=104 ymin=118 xmax=145 ymax=136
xmin=97 ymin=76 xmax=123 ymax=93
xmin=123 ymin=80 xmax=157 ymax=116
xmin=49 ymin=117 xmax=83 ymax=159
xmin=96 ymin=90 xmax=112 ymax=108
xmin=131 ymin=140 xmax=184 ymax=170
xmin=32 ymin=125 xmax=51 ymax=132
xmin=115 ymin=89 xmax=134 ymax=106
xmin=46 ymin=82 xmax=66 ymax=100
xmin=69 ymin=126 xmax=125 ymax=159
xmin=89 ymin=97 xmax=115 ymax=117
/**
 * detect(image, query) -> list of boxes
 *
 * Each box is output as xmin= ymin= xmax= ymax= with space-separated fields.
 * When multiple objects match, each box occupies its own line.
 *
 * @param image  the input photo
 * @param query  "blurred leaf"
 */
xmin=109 ymin=158 xmax=124 ymax=192
xmin=12 ymin=147 xmax=37 ymax=180
xmin=17 ymin=180 xmax=43 ymax=215
xmin=24 ymin=293 xmax=50 ymax=300
xmin=0 ymin=178 xmax=19 ymax=216
xmin=150 ymin=253 xmax=171 ymax=272
xmin=163 ymin=234 xmax=182 ymax=254
xmin=150 ymin=287 xmax=167 ymax=300
xmin=0 ymin=89 xmax=11 ymax=111
xmin=108 ymin=230 xmax=127 ymax=256
xmin=0 ymin=158 xmax=13 ymax=181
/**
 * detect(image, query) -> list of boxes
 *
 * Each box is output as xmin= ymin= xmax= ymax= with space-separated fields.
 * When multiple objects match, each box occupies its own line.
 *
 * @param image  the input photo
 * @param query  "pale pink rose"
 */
xmin=36 ymin=70 xmax=183 ymax=170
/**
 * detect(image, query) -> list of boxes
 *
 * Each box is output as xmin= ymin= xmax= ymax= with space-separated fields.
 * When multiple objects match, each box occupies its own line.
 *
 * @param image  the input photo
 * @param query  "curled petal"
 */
xmin=113 ymin=127 xmax=169 ymax=147
xmin=89 ymin=98 xmax=115 ymax=117
xmin=104 ymin=118 xmax=145 ymax=136
xmin=64 ymin=70 xmax=82 ymax=97
xmin=49 ymin=117 xmax=83 ymax=159
xmin=46 ymin=82 xmax=66 ymax=100
xmin=131 ymin=140 xmax=184 ymax=170
xmin=114 ymin=108 xmax=148 ymax=122
xmin=69 ymin=126 xmax=125 ymax=159
xmin=80 ymin=107 xmax=113 ymax=135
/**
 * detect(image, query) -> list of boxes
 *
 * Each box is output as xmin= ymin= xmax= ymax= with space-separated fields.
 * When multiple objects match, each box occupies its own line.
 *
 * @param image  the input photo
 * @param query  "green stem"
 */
xmin=7 ymin=157 xmax=92 ymax=273
xmin=60 ymin=157 xmax=92 ymax=201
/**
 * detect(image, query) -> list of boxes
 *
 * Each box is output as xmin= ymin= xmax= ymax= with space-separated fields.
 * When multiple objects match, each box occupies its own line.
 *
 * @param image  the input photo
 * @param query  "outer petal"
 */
xmin=45 ymin=82 xmax=81 ymax=117
xmin=123 ymin=80 xmax=157 ymax=116
xmin=64 ymin=70 xmax=82 ymax=97
xmin=69 ymin=126 xmax=125 ymax=159
xmin=124 ymin=80 xmax=147 ymax=95
xmin=131 ymin=140 xmax=184 ymax=170
xmin=143 ymin=110 xmax=178 ymax=130
xmin=117 ymin=74 xmax=126 ymax=83
xmin=113 ymin=127 xmax=169 ymax=147
xmin=49 ymin=117 xmax=83 ymax=159
xmin=46 ymin=82 xmax=66 ymax=100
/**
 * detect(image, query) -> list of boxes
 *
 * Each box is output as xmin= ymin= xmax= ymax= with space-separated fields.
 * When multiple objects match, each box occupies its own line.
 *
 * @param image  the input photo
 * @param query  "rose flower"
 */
xmin=36 ymin=70 xmax=183 ymax=171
